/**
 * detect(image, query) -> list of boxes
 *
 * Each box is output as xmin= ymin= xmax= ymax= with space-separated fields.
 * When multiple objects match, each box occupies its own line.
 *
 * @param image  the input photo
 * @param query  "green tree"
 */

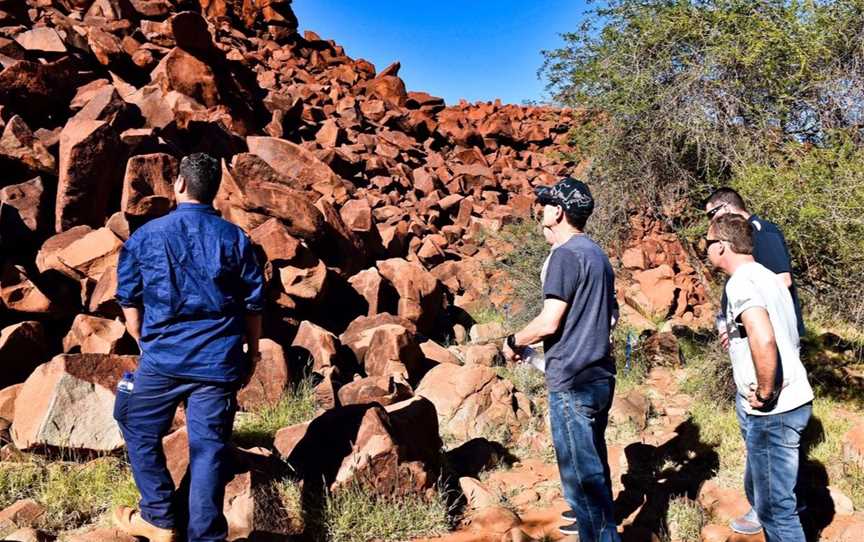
xmin=542 ymin=0 xmax=864 ymax=328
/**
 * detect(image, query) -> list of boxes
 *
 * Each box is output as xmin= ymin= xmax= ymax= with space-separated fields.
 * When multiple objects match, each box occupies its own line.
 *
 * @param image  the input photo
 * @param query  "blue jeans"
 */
xmin=736 ymin=400 xmax=812 ymax=542
xmin=114 ymin=365 xmax=238 ymax=542
xmin=549 ymin=378 xmax=621 ymax=542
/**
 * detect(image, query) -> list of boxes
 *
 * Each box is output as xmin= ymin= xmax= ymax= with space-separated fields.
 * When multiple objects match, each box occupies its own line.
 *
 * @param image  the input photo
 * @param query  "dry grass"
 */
xmin=233 ymin=378 xmax=317 ymax=448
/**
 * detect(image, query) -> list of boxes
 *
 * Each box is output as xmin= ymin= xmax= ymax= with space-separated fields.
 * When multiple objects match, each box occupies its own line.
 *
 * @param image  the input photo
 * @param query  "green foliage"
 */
xmin=496 ymin=363 xmax=546 ymax=399
xmin=688 ymin=399 xmax=745 ymax=487
xmin=732 ymin=136 xmax=864 ymax=324
xmin=0 ymin=457 xmax=138 ymax=533
xmin=612 ymin=326 xmax=649 ymax=392
xmin=491 ymin=220 xmax=550 ymax=330
xmin=664 ymin=496 xmax=706 ymax=542
xmin=233 ymin=378 xmax=317 ymax=448
xmin=309 ymin=483 xmax=453 ymax=542
xmin=542 ymin=0 xmax=864 ymax=327
xmin=680 ymin=334 xmax=736 ymax=404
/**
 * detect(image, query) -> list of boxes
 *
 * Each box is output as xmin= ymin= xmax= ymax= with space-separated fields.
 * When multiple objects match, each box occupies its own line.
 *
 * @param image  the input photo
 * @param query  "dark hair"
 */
xmin=564 ymin=210 xmax=589 ymax=230
xmin=711 ymin=214 xmax=753 ymax=254
xmin=706 ymin=187 xmax=747 ymax=212
xmin=179 ymin=153 xmax=221 ymax=203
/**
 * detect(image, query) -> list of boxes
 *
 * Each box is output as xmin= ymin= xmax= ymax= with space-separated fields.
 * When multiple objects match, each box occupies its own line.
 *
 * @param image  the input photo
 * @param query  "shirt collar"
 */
xmin=174 ymin=202 xmax=217 ymax=214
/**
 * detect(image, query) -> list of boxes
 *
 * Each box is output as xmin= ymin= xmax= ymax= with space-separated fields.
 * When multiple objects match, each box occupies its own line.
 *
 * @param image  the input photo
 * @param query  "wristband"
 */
xmin=506 ymin=334 xmax=517 ymax=350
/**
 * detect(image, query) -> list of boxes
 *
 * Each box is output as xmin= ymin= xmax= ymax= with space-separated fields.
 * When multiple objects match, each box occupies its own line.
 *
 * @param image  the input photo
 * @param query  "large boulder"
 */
xmin=0 ymin=177 xmax=48 ymax=233
xmin=246 ymin=136 xmax=347 ymax=202
xmin=337 ymin=375 xmax=413 ymax=407
xmin=376 ymin=258 xmax=445 ymax=334
xmin=0 ymin=116 xmax=55 ymax=176
xmin=416 ymin=363 xmax=532 ymax=442
xmin=11 ymin=354 xmax=138 ymax=452
xmin=0 ymin=321 xmax=48 ymax=388
xmin=54 ymin=227 xmax=123 ymax=281
xmin=62 ymin=314 xmax=131 ymax=355
xmin=0 ymin=265 xmax=58 ymax=314
xmin=275 ymin=397 xmax=441 ymax=496
xmin=121 ymin=153 xmax=178 ymax=218
xmin=55 ymin=119 xmax=123 ymax=231
xmin=237 ymin=339 xmax=289 ymax=411
xmin=291 ymin=320 xmax=339 ymax=374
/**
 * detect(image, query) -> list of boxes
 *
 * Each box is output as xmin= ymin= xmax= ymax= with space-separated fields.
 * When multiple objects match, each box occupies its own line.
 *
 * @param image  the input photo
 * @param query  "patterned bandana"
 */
xmin=534 ymin=177 xmax=595 ymax=218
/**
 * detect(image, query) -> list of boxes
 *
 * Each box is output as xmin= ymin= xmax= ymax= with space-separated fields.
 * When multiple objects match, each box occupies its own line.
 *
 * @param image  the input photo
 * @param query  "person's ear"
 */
xmin=555 ymin=205 xmax=565 ymax=223
xmin=174 ymin=175 xmax=186 ymax=194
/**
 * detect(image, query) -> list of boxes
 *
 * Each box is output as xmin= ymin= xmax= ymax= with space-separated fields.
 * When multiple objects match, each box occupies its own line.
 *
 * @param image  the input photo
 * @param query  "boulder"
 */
xmin=237 ymin=339 xmax=289 ymax=411
xmin=0 ymin=265 xmax=57 ymax=314
xmin=363 ymin=323 xmax=426 ymax=383
xmin=0 ymin=384 xmax=21 ymax=423
xmin=419 ymin=339 xmax=461 ymax=365
xmin=0 ymin=116 xmax=55 ymax=175
xmin=843 ymin=423 xmax=864 ymax=468
xmin=337 ymin=375 xmax=413 ymax=407
xmin=62 ymin=314 xmax=130 ymax=354
xmin=347 ymin=267 xmax=387 ymax=316
xmin=0 ymin=499 xmax=45 ymax=529
xmin=247 ymin=136 xmax=347 ymax=202
xmin=275 ymin=255 xmax=330 ymax=309
xmin=55 ymin=227 xmax=123 ymax=281
xmin=14 ymin=28 xmax=65 ymax=53
xmin=55 ymin=119 xmax=123 ymax=231
xmin=249 ymin=218 xmax=302 ymax=263
xmin=631 ymin=265 xmax=678 ymax=319
xmin=0 ymin=177 xmax=48 ymax=233
xmin=11 ymin=354 xmax=138 ymax=452
xmin=459 ymin=343 xmax=502 ymax=367
xmin=291 ymin=320 xmax=339 ymax=373
xmin=416 ymin=363 xmax=532 ymax=442
xmin=36 ymin=225 xmax=93 ymax=278
xmin=0 ymin=321 xmax=48 ymax=388
xmin=609 ymin=389 xmax=651 ymax=430
xmin=121 ymin=153 xmax=178 ymax=218
xmin=376 ymin=258 xmax=444 ymax=334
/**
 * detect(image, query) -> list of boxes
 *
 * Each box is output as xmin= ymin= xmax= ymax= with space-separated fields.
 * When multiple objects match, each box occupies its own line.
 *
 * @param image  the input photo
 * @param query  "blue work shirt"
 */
xmin=116 ymin=203 xmax=264 ymax=383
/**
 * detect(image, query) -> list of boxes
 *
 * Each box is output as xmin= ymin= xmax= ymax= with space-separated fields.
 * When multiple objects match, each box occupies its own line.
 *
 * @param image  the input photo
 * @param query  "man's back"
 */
xmin=748 ymin=215 xmax=804 ymax=335
xmin=116 ymin=203 xmax=264 ymax=383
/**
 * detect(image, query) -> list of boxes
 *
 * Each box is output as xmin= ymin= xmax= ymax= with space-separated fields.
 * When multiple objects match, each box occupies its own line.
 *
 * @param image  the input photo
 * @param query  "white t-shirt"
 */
xmin=724 ymin=261 xmax=813 ymax=416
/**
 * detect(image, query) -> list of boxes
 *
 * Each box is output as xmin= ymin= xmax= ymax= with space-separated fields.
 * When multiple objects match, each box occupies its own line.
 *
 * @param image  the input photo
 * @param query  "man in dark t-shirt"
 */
xmin=503 ymin=177 xmax=620 ymax=541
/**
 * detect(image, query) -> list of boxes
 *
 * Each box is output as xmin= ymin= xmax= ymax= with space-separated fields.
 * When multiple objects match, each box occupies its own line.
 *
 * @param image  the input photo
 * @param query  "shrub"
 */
xmin=490 ymin=220 xmax=550 ymax=330
xmin=664 ymin=496 xmax=706 ymax=542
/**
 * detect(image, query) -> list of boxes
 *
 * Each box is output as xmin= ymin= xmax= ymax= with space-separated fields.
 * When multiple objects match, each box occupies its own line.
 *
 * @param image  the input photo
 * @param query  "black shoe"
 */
xmin=559 ymin=522 xmax=580 ymax=536
xmin=561 ymin=509 xmax=578 ymax=522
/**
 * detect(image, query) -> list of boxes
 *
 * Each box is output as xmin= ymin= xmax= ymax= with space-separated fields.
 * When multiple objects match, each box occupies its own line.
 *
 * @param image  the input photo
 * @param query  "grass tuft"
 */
xmin=688 ymin=399 xmax=744 ymax=488
xmin=0 ymin=457 xmax=138 ymax=533
xmin=233 ymin=378 xmax=317 ymax=447
xmin=664 ymin=495 xmax=706 ymax=542
xmin=309 ymin=483 xmax=453 ymax=542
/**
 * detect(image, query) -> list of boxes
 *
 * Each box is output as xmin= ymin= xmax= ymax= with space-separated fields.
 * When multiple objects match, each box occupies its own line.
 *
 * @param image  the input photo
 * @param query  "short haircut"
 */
xmin=711 ymin=214 xmax=753 ymax=255
xmin=564 ymin=210 xmax=589 ymax=230
xmin=179 ymin=153 xmax=221 ymax=203
xmin=706 ymin=187 xmax=747 ymax=213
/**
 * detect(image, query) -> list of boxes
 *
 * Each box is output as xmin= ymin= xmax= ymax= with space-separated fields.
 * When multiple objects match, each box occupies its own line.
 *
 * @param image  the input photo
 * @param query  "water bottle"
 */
xmin=118 ymin=371 xmax=135 ymax=393
xmin=521 ymin=346 xmax=545 ymax=373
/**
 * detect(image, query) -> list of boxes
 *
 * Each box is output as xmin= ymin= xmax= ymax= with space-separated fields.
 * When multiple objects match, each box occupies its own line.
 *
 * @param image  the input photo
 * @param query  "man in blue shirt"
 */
xmin=112 ymin=153 xmax=264 ymax=542
xmin=503 ymin=178 xmax=620 ymax=541
xmin=704 ymin=187 xmax=804 ymax=536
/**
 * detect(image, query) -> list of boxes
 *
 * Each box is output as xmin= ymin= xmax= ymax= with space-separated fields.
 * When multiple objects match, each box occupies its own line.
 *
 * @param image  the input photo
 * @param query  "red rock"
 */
xmin=12 ymin=354 xmax=138 ymax=452
xmin=62 ymin=314 xmax=130 ymax=355
xmin=367 ymin=75 xmax=407 ymax=108
xmin=0 ymin=177 xmax=47 ymax=233
xmin=469 ymin=506 xmax=521 ymax=534
xmin=337 ymin=375 xmax=413 ymax=407
xmin=419 ymin=339 xmax=460 ymax=365
xmin=63 ymin=527 xmax=137 ymax=542
xmin=55 ymin=227 xmax=123 ymax=281
xmin=70 ymin=85 xmax=137 ymax=132
xmin=0 ymin=115 xmax=56 ymax=175
xmin=0 ymin=265 xmax=57 ymax=314
xmin=0 ymin=59 xmax=74 ymax=124
xmin=89 ymin=266 xmax=120 ymax=315
xmin=1 ymin=526 xmax=50 ymax=542
xmin=339 ymin=198 xmax=373 ymax=233
xmin=56 ymin=119 xmax=123 ymax=231
xmin=621 ymin=247 xmax=649 ymax=270
xmin=376 ymin=258 xmax=444 ymax=334
xmin=224 ymin=153 xmax=325 ymax=241
xmin=291 ymin=320 xmax=339 ymax=374
xmin=237 ymin=338 xmax=289 ymax=411
xmin=121 ymin=153 xmax=178 ymax=218
xmin=700 ymin=524 xmax=733 ymax=542
xmin=347 ymin=267 xmax=386 ymax=316
xmin=631 ymin=265 xmax=678 ymax=319
xmin=247 ymin=136 xmax=347 ymax=203
xmin=459 ymin=343 xmax=502 ymax=367
xmin=0 ymin=384 xmax=21 ymax=423
xmin=275 ymin=257 xmax=329 ymax=309
xmin=249 ymin=218 xmax=302 ymax=263
xmin=14 ymin=28 xmax=65 ymax=53
xmin=153 ymin=47 xmax=221 ymax=107
xmin=416 ymin=363 xmax=531 ymax=441
xmin=339 ymin=313 xmax=417 ymax=368
xmin=609 ymin=388 xmax=651 ymax=430
xmin=333 ymin=397 xmax=440 ymax=494
xmin=315 ymin=118 xmax=344 ymax=147
xmin=0 ymin=499 xmax=45 ymax=528
xmin=363 ymin=323 xmax=425 ymax=382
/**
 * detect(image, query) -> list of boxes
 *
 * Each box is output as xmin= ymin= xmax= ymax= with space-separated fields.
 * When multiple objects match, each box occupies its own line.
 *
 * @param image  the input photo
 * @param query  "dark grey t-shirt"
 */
xmin=542 ymin=234 xmax=617 ymax=391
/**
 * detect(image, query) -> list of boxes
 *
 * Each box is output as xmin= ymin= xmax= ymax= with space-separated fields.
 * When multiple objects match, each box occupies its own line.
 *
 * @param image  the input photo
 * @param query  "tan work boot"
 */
xmin=112 ymin=506 xmax=177 ymax=542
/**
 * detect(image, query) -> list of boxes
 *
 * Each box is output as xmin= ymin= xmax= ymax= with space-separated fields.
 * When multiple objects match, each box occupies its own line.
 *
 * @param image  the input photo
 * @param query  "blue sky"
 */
xmin=292 ymin=1 xmax=589 ymax=106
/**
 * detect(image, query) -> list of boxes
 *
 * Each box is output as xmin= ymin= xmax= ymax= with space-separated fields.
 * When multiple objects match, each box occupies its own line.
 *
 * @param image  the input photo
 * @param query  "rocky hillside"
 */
xmin=4 ymin=2 xmax=857 ymax=542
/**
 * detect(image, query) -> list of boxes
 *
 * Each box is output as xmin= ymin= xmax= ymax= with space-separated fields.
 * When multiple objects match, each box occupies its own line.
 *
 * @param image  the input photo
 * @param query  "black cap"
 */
xmin=534 ymin=177 xmax=595 ymax=218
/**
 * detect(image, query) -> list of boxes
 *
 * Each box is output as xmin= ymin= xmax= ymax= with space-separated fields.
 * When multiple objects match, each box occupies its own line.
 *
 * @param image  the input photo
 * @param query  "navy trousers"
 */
xmin=114 ymin=364 xmax=237 ymax=542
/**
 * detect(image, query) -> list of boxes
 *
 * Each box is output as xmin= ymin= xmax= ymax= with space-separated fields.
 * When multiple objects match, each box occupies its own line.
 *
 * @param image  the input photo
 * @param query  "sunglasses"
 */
xmin=706 ymin=203 xmax=726 ymax=219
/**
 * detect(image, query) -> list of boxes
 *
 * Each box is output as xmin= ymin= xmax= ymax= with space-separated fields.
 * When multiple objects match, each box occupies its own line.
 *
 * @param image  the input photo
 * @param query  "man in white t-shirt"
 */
xmin=706 ymin=214 xmax=813 ymax=542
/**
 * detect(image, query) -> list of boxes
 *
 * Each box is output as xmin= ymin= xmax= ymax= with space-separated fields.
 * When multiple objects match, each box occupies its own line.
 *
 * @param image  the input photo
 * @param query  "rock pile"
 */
xmin=0 ymin=0 xmax=721 ymax=539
